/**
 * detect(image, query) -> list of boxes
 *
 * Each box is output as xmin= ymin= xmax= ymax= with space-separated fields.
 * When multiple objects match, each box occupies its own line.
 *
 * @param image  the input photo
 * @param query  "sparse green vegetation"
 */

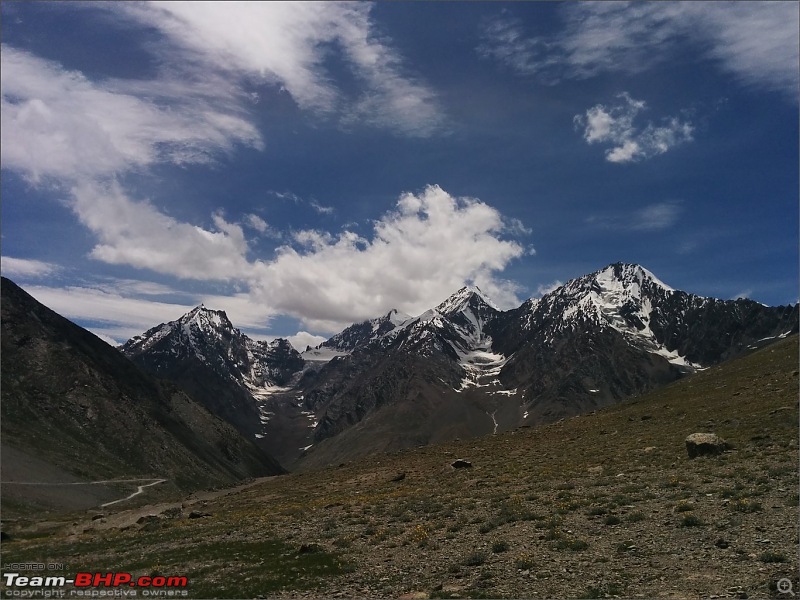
xmin=731 ymin=499 xmax=762 ymax=513
xmin=514 ymin=552 xmax=536 ymax=570
xmin=626 ymin=511 xmax=646 ymax=523
xmin=2 ymin=336 xmax=796 ymax=599
xmin=615 ymin=541 xmax=636 ymax=554
xmin=680 ymin=514 xmax=705 ymax=527
xmin=463 ymin=550 xmax=489 ymax=566
xmin=585 ymin=582 xmax=624 ymax=598
xmin=552 ymin=537 xmax=589 ymax=551
xmin=759 ymin=551 xmax=787 ymax=563
xmin=491 ymin=540 xmax=509 ymax=553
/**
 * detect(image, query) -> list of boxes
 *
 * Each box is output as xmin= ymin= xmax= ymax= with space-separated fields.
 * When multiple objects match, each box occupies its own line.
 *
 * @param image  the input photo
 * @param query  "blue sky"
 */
xmin=1 ymin=2 xmax=798 ymax=349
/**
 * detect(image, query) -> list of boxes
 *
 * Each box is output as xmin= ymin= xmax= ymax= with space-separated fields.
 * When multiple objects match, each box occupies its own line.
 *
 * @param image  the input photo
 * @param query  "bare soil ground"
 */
xmin=1 ymin=337 xmax=797 ymax=599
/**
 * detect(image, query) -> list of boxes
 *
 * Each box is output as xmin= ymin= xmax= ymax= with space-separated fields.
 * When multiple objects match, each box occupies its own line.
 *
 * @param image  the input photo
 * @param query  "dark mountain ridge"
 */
xmin=0 ymin=277 xmax=284 ymax=514
xmin=121 ymin=305 xmax=304 ymax=435
xmin=119 ymin=263 xmax=798 ymax=468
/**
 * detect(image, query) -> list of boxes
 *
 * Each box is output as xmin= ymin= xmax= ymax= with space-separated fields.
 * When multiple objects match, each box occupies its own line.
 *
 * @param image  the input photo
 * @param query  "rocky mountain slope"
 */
xmin=121 ymin=305 xmax=304 ymax=435
xmin=293 ymin=263 xmax=797 ymax=467
xmin=5 ymin=335 xmax=797 ymax=599
xmin=0 ymin=277 xmax=284 ymax=515
xmin=120 ymin=263 xmax=798 ymax=469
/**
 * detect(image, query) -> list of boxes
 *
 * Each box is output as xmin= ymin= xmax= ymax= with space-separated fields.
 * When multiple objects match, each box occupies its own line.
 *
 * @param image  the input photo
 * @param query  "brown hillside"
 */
xmin=2 ymin=336 xmax=797 ymax=598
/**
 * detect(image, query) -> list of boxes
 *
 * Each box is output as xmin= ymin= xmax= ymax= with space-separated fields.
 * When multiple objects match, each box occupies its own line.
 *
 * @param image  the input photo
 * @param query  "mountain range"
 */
xmin=118 ymin=262 xmax=798 ymax=468
xmin=0 ymin=277 xmax=283 ymax=514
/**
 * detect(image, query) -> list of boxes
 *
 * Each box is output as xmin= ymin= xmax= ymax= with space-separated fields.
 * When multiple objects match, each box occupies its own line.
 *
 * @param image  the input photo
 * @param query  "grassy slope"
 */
xmin=2 ymin=337 xmax=797 ymax=599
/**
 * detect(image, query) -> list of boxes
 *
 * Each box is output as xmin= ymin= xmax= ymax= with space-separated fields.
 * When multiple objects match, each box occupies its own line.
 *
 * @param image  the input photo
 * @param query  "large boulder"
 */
xmin=685 ymin=433 xmax=729 ymax=458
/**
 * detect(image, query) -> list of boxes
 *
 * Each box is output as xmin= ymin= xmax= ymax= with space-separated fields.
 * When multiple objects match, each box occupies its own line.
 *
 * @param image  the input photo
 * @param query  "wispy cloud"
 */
xmin=574 ymin=92 xmax=693 ymax=163
xmin=19 ymin=277 xmax=279 ymax=345
xmin=477 ymin=13 xmax=555 ymax=79
xmin=310 ymin=200 xmax=335 ymax=215
xmin=267 ymin=190 xmax=304 ymax=204
xmin=0 ymin=46 xmax=262 ymax=183
xmin=71 ymin=181 xmax=254 ymax=282
xmin=93 ymin=279 xmax=189 ymax=299
xmin=505 ymin=217 xmax=532 ymax=236
xmin=479 ymin=2 xmax=799 ymax=98
xmin=631 ymin=203 xmax=682 ymax=231
xmin=266 ymin=191 xmax=335 ymax=217
xmin=586 ymin=202 xmax=682 ymax=232
xmin=1 ymin=257 xmax=61 ymax=278
xmin=244 ymin=214 xmax=283 ymax=240
xmin=22 ymin=283 xmax=195 ymax=344
xmin=245 ymin=214 xmax=269 ymax=234
xmin=122 ymin=2 xmax=445 ymax=137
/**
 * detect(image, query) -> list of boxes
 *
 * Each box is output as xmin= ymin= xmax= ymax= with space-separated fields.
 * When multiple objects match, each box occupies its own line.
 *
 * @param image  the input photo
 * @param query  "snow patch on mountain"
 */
xmin=121 ymin=305 xmax=304 ymax=397
xmin=435 ymin=285 xmax=498 ymax=315
xmin=301 ymin=347 xmax=350 ymax=362
xmin=248 ymin=382 xmax=292 ymax=400
xmin=319 ymin=309 xmax=413 ymax=353
xmin=539 ymin=263 xmax=701 ymax=368
xmin=457 ymin=347 xmax=508 ymax=391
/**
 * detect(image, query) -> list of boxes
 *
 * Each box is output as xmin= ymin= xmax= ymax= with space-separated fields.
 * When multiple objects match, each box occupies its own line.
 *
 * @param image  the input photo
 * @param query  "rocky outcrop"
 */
xmin=685 ymin=433 xmax=730 ymax=458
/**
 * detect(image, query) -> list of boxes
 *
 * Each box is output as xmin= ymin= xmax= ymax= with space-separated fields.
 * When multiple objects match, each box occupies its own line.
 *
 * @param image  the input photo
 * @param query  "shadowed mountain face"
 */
xmin=118 ymin=263 xmax=799 ymax=469
xmin=293 ymin=264 xmax=798 ymax=467
xmin=120 ymin=306 xmax=304 ymax=436
xmin=1 ymin=277 xmax=284 ymax=513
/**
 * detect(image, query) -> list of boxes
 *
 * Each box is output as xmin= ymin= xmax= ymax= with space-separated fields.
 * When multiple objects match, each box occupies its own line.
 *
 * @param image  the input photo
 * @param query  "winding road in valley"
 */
xmin=1 ymin=478 xmax=168 ymax=507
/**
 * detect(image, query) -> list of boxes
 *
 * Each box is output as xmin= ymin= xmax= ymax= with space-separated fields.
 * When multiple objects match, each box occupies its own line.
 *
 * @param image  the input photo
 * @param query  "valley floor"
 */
xmin=1 ymin=337 xmax=798 ymax=599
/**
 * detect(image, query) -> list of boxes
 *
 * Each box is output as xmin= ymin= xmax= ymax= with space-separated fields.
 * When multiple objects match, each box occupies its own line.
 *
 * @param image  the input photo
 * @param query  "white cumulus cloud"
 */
xmin=287 ymin=331 xmax=328 ymax=351
xmin=70 ymin=181 xmax=254 ymax=281
xmin=574 ymin=93 xmax=693 ymax=163
xmin=29 ymin=183 xmax=529 ymax=335
xmin=250 ymin=185 xmax=526 ymax=332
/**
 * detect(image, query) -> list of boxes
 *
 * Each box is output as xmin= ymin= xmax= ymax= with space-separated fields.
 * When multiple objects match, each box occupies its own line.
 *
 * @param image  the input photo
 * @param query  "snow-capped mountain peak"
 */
xmin=435 ymin=285 xmax=499 ymax=316
xmin=386 ymin=308 xmax=412 ymax=326
xmin=180 ymin=304 xmax=235 ymax=335
xmin=116 ymin=263 xmax=797 ymax=466
xmin=120 ymin=305 xmax=303 ymax=392
xmin=534 ymin=263 xmax=698 ymax=367
xmin=557 ymin=262 xmax=672 ymax=303
xmin=590 ymin=262 xmax=674 ymax=298
xmin=320 ymin=309 xmax=412 ymax=353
